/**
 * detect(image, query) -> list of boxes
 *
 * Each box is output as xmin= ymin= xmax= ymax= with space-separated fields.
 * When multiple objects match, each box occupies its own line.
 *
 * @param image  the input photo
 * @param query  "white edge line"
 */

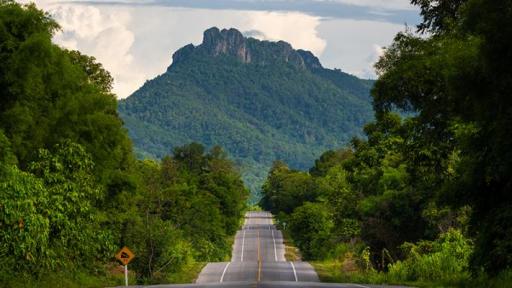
xmin=351 ymin=285 xmax=371 ymax=288
xmin=220 ymin=262 xmax=230 ymax=283
xmin=290 ymin=261 xmax=298 ymax=282
xmin=272 ymin=230 xmax=278 ymax=262
xmin=241 ymin=229 xmax=246 ymax=262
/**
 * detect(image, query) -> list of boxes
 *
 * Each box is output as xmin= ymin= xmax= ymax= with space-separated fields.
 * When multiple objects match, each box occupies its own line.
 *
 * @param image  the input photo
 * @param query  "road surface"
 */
xmin=196 ymin=211 xmax=318 ymax=284
xmin=116 ymin=211 xmax=410 ymax=288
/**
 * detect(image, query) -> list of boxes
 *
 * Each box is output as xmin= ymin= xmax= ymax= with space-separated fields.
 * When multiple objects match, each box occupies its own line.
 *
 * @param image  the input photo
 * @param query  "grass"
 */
xmin=311 ymin=260 xmax=512 ymax=288
xmin=0 ymin=261 xmax=207 ymax=288
xmin=0 ymin=268 xmax=128 ymax=288
xmin=165 ymin=261 xmax=207 ymax=284
xmin=311 ymin=260 xmax=422 ymax=287
xmin=284 ymin=238 xmax=302 ymax=261
xmin=279 ymin=228 xmax=302 ymax=262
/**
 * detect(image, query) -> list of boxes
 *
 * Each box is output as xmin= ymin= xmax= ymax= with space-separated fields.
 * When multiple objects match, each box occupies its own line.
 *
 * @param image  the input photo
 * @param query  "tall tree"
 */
xmin=0 ymin=0 xmax=133 ymax=186
xmin=373 ymin=0 xmax=512 ymax=274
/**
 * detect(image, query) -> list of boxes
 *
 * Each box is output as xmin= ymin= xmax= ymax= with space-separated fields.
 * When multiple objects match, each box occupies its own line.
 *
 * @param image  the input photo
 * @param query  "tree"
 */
xmin=260 ymin=161 xmax=316 ymax=215
xmin=288 ymin=202 xmax=333 ymax=259
xmin=412 ymin=0 xmax=466 ymax=33
xmin=373 ymin=0 xmax=512 ymax=274
xmin=0 ymin=0 xmax=133 ymax=186
xmin=309 ymin=149 xmax=353 ymax=177
xmin=316 ymin=165 xmax=360 ymax=242
xmin=0 ymin=142 xmax=114 ymax=276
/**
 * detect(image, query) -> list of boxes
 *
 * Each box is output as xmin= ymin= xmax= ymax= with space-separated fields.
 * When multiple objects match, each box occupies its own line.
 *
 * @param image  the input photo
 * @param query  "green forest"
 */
xmin=118 ymin=28 xmax=375 ymax=198
xmin=260 ymin=0 xmax=512 ymax=286
xmin=2 ymin=0 xmax=512 ymax=287
xmin=0 ymin=1 xmax=248 ymax=286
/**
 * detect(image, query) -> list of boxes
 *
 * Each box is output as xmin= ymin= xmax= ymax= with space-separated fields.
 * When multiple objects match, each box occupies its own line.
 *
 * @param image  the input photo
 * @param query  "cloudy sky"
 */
xmin=25 ymin=0 xmax=420 ymax=98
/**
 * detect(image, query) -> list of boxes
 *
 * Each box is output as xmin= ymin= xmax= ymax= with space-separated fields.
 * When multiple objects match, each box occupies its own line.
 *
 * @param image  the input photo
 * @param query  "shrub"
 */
xmin=388 ymin=229 xmax=472 ymax=284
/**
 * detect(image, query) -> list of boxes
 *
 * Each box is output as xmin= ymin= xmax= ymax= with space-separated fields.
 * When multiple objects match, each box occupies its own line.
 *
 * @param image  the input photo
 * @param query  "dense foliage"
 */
xmin=0 ymin=2 xmax=248 ymax=286
xmin=261 ymin=0 xmax=512 ymax=285
xmin=119 ymin=143 xmax=248 ymax=282
xmin=118 ymin=29 xmax=374 ymax=199
xmin=374 ymin=0 xmax=512 ymax=275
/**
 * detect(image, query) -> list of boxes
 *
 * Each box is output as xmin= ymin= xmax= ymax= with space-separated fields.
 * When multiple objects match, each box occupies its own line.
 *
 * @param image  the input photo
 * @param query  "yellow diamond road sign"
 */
xmin=115 ymin=246 xmax=135 ymax=266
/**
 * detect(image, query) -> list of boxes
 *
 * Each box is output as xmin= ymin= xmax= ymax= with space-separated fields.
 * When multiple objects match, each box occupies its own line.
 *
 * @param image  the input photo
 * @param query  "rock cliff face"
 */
xmin=297 ymin=49 xmax=323 ymax=70
xmin=171 ymin=27 xmax=321 ymax=70
xmin=202 ymin=28 xmax=250 ymax=62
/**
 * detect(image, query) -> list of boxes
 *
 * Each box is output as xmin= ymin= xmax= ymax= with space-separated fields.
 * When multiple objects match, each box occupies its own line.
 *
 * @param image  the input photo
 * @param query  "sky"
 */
xmin=25 ymin=0 xmax=421 ymax=98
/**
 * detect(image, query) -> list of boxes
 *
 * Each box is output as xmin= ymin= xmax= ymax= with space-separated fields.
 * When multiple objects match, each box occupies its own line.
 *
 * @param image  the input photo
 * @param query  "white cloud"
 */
xmin=244 ymin=11 xmax=326 ymax=55
xmin=24 ymin=1 xmax=406 ymax=97
xmin=317 ymin=18 xmax=403 ymax=78
xmin=25 ymin=2 xmax=327 ymax=98
xmin=313 ymin=0 xmax=415 ymax=11
xmin=50 ymin=5 xmax=143 ymax=98
xmin=23 ymin=1 xmax=141 ymax=98
xmin=360 ymin=44 xmax=385 ymax=78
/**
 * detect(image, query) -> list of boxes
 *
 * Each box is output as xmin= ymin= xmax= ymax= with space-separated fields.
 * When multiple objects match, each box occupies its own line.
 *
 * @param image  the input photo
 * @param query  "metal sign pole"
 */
xmin=124 ymin=264 xmax=128 ymax=286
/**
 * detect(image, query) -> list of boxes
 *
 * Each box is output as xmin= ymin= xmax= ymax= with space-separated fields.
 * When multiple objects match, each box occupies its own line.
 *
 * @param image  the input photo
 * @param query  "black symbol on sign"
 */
xmin=121 ymin=252 xmax=130 ymax=259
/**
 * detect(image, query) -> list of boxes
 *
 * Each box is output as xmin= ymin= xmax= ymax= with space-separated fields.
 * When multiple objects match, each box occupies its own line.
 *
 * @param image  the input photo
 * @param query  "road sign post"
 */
xmin=115 ymin=246 xmax=135 ymax=287
xmin=124 ymin=264 xmax=128 ymax=286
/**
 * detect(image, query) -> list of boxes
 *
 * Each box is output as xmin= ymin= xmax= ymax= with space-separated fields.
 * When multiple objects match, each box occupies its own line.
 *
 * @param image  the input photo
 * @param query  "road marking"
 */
xmin=351 ymin=285 xmax=371 ymax=288
xmin=272 ymin=230 xmax=278 ymax=261
xmin=290 ymin=261 xmax=298 ymax=282
xmin=220 ymin=262 xmax=230 ymax=283
xmin=257 ymin=230 xmax=262 ymax=282
xmin=241 ymin=230 xmax=246 ymax=262
xmin=257 ymin=230 xmax=261 ymax=262
xmin=258 ymin=260 xmax=262 ymax=282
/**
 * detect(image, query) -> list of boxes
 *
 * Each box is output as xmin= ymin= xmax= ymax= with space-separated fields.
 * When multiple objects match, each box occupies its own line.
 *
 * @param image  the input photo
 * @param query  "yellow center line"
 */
xmin=257 ymin=230 xmax=261 ymax=282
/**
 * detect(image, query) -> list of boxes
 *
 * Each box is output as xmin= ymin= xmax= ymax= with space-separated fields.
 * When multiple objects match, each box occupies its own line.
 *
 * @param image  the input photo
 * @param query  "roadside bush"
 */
xmin=127 ymin=217 xmax=195 ymax=283
xmin=388 ymin=229 xmax=472 ymax=284
xmin=465 ymin=269 xmax=512 ymax=288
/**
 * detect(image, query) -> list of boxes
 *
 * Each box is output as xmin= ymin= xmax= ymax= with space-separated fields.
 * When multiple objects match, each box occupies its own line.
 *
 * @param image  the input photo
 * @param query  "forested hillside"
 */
xmin=118 ymin=27 xmax=374 ymax=197
xmin=0 ymin=2 xmax=248 ymax=286
xmin=261 ymin=0 xmax=512 ymax=286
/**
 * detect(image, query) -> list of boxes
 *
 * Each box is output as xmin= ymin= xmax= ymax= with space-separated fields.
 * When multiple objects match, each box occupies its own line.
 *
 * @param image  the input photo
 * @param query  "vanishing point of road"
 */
xmin=118 ymin=211 xmax=410 ymax=288
xmin=195 ymin=211 xmax=318 ymax=285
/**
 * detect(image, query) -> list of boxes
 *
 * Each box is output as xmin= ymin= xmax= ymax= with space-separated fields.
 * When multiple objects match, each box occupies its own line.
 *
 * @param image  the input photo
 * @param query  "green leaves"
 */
xmin=373 ymin=0 xmax=512 ymax=275
xmin=388 ymin=229 xmax=472 ymax=283
xmin=0 ymin=142 xmax=113 ymax=274
xmin=260 ymin=161 xmax=316 ymax=215
xmin=288 ymin=202 xmax=334 ymax=259
xmin=0 ymin=2 xmax=249 ymax=285
xmin=121 ymin=143 xmax=248 ymax=282
xmin=0 ymin=1 xmax=132 ymax=188
xmin=0 ymin=164 xmax=49 ymax=269
xmin=118 ymin=33 xmax=375 ymax=195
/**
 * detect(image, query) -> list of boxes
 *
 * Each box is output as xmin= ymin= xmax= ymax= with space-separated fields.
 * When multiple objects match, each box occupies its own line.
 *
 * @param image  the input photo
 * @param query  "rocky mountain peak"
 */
xmin=202 ymin=27 xmax=250 ymax=62
xmin=297 ymin=50 xmax=323 ymax=70
xmin=171 ymin=27 xmax=324 ymax=70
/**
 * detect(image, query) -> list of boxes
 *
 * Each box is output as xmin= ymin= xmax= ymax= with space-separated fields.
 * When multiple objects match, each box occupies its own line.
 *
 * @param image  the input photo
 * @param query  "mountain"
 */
xmin=118 ymin=27 xmax=374 ymax=198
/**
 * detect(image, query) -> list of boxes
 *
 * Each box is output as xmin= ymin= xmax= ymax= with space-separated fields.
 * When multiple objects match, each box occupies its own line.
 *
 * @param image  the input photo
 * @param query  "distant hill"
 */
xmin=118 ymin=27 xmax=374 ymax=199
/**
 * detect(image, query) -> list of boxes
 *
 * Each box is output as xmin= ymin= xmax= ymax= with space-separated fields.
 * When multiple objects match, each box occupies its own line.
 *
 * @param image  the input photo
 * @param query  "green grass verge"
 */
xmin=311 ymin=260 xmax=450 ymax=288
xmin=0 ymin=270 xmax=127 ymax=288
xmin=0 ymin=261 xmax=207 ymax=288
xmin=311 ymin=261 xmax=512 ymax=288
xmin=164 ymin=261 xmax=207 ymax=284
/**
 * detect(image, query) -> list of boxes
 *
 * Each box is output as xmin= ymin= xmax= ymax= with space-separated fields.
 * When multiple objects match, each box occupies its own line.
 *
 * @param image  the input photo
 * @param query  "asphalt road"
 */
xmin=130 ymin=283 xmax=411 ymax=288
xmin=117 ymin=211 xmax=410 ymax=288
xmin=196 ymin=211 xmax=318 ymax=284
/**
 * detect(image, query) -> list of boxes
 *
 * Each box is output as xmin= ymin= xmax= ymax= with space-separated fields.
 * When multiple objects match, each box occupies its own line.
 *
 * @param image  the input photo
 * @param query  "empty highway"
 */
xmin=117 ymin=212 xmax=410 ymax=288
xmin=196 ymin=211 xmax=318 ymax=284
